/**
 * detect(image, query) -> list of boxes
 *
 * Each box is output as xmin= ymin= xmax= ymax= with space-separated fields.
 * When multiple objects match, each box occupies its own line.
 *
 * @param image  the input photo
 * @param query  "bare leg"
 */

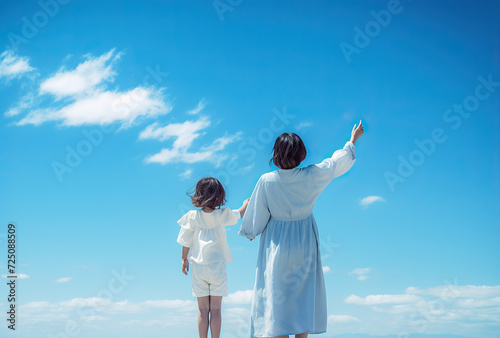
xmin=295 ymin=333 xmax=309 ymax=338
xmin=209 ymin=295 xmax=223 ymax=338
xmin=197 ymin=296 xmax=210 ymax=338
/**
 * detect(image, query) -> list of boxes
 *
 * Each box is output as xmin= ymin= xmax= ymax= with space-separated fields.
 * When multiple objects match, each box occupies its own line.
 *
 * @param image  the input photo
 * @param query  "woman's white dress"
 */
xmin=238 ymin=141 xmax=356 ymax=337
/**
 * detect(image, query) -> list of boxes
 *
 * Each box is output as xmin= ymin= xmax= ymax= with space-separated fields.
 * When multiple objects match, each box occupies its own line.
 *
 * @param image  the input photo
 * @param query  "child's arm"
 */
xmin=239 ymin=198 xmax=251 ymax=218
xmin=181 ymin=246 xmax=189 ymax=275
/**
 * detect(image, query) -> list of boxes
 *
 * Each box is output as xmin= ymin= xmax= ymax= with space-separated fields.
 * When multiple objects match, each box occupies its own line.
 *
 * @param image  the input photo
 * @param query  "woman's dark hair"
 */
xmin=270 ymin=132 xmax=307 ymax=169
xmin=190 ymin=177 xmax=226 ymax=210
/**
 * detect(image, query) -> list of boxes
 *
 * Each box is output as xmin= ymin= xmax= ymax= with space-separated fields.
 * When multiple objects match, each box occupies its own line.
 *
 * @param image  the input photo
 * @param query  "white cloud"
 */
xmin=360 ymin=195 xmax=385 ymax=208
xmin=142 ymin=117 xmax=241 ymax=165
xmin=9 ymin=49 xmax=171 ymax=128
xmin=55 ymin=277 xmax=72 ymax=283
xmin=349 ymin=267 xmax=372 ymax=281
xmin=21 ymin=297 xmax=196 ymax=318
xmin=406 ymin=285 xmax=500 ymax=299
xmin=5 ymin=49 xmax=241 ymax=173
xmin=350 ymin=268 xmax=371 ymax=275
xmin=187 ymin=98 xmax=206 ymax=115
xmin=345 ymin=294 xmax=422 ymax=305
xmin=328 ymin=314 xmax=360 ymax=323
xmin=340 ymin=283 xmax=500 ymax=337
xmin=295 ymin=121 xmax=312 ymax=130
xmin=224 ymin=290 xmax=253 ymax=305
xmin=40 ymin=49 xmax=120 ymax=99
xmin=17 ymin=86 xmax=169 ymax=127
xmin=179 ymin=169 xmax=193 ymax=180
xmin=2 ymin=273 xmax=29 ymax=279
xmin=0 ymin=50 xmax=34 ymax=79
xmin=5 ymin=92 xmax=35 ymax=117
xmin=16 ymin=285 xmax=500 ymax=337
xmin=139 ymin=117 xmax=210 ymax=145
xmin=323 ymin=266 xmax=331 ymax=273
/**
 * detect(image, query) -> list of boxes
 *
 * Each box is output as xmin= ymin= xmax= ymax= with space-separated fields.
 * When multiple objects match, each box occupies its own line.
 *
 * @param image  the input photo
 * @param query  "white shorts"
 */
xmin=191 ymin=261 xmax=227 ymax=297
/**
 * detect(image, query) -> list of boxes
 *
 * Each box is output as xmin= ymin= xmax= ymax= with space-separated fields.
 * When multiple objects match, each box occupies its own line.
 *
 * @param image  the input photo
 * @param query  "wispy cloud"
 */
xmin=55 ymin=277 xmax=72 ymax=283
xmin=2 ymin=273 xmax=29 ymax=279
xmin=360 ymin=195 xmax=385 ymax=208
xmin=179 ymin=168 xmax=193 ymax=180
xmin=295 ymin=121 xmax=312 ymax=130
xmin=349 ymin=267 xmax=372 ymax=281
xmin=39 ymin=49 xmax=120 ymax=99
xmin=345 ymin=293 xmax=420 ymax=305
xmin=187 ymin=98 xmax=206 ymax=115
xmin=323 ymin=266 xmax=331 ymax=273
xmin=0 ymin=50 xmax=34 ymax=79
xmin=141 ymin=116 xmax=241 ymax=165
xmin=342 ymin=283 xmax=500 ymax=334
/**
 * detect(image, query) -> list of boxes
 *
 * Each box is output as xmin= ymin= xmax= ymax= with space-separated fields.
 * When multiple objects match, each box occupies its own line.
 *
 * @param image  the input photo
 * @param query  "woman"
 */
xmin=238 ymin=121 xmax=364 ymax=338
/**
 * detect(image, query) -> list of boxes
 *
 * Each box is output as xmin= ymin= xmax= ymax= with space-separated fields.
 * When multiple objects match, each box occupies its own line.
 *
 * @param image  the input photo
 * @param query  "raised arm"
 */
xmin=310 ymin=120 xmax=364 ymax=190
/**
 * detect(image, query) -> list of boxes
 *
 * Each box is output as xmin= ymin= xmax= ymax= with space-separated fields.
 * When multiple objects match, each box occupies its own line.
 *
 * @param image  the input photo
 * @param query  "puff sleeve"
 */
xmin=221 ymin=207 xmax=241 ymax=226
xmin=310 ymin=141 xmax=356 ymax=191
xmin=176 ymin=210 xmax=196 ymax=247
xmin=238 ymin=177 xmax=271 ymax=240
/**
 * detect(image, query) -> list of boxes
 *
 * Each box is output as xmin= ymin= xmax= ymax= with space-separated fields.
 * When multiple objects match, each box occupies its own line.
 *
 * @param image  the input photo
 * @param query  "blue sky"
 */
xmin=0 ymin=0 xmax=499 ymax=337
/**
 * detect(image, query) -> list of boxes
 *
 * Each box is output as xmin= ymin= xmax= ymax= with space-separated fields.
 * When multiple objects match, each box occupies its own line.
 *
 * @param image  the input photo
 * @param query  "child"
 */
xmin=177 ymin=176 xmax=250 ymax=338
xmin=239 ymin=121 xmax=364 ymax=338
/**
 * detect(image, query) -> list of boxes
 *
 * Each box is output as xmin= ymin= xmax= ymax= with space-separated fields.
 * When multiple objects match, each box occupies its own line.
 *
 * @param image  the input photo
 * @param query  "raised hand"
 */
xmin=350 ymin=120 xmax=365 ymax=145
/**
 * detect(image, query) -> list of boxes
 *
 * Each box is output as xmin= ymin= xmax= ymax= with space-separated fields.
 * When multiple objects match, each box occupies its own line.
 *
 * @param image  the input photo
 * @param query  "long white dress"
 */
xmin=238 ymin=141 xmax=356 ymax=337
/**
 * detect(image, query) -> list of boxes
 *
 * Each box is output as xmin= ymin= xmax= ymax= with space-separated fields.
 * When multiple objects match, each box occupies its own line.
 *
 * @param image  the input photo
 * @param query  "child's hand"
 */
xmin=239 ymin=198 xmax=251 ymax=218
xmin=181 ymin=258 xmax=189 ymax=275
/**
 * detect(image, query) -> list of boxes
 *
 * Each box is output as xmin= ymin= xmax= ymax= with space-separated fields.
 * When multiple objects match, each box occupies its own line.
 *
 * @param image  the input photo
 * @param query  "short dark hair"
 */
xmin=190 ymin=177 xmax=226 ymax=210
xmin=270 ymin=132 xmax=307 ymax=169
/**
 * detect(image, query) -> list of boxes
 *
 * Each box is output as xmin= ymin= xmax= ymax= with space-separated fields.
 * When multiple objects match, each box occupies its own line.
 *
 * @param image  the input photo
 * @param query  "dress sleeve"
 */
xmin=238 ymin=177 xmax=270 ymax=240
xmin=176 ymin=211 xmax=196 ymax=247
xmin=221 ymin=207 xmax=241 ymax=226
xmin=311 ymin=141 xmax=356 ymax=190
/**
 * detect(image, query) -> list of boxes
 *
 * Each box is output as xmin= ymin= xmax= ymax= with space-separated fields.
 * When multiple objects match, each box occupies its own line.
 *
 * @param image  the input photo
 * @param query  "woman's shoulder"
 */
xmin=259 ymin=171 xmax=278 ymax=183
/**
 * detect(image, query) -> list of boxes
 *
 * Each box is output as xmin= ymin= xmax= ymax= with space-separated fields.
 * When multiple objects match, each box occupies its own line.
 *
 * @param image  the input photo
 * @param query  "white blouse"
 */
xmin=177 ymin=207 xmax=241 ymax=264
